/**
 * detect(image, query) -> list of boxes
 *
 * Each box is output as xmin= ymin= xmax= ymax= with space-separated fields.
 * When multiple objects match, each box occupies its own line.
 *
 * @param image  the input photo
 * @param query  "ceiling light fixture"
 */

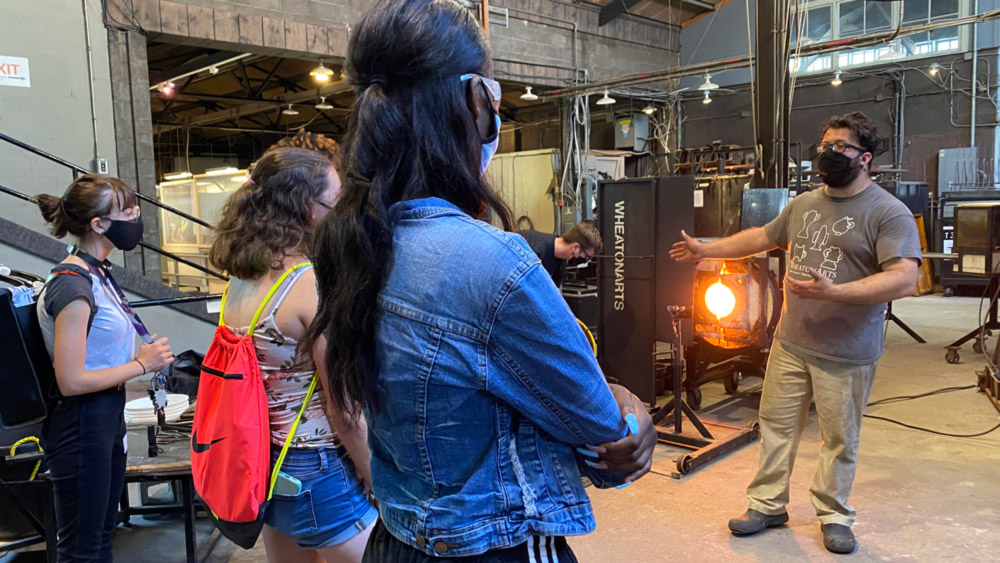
xmin=596 ymin=90 xmax=616 ymax=105
xmin=880 ymin=40 xmax=902 ymax=60
xmin=929 ymin=62 xmax=941 ymax=76
xmin=163 ymin=171 xmax=192 ymax=181
xmin=315 ymin=96 xmax=334 ymax=110
xmin=702 ymin=91 xmax=712 ymax=105
xmin=698 ymin=73 xmax=719 ymax=91
xmin=205 ymin=166 xmax=239 ymax=176
xmin=208 ymin=65 xmax=219 ymax=75
xmin=158 ymin=81 xmax=175 ymax=96
xmin=282 ymin=104 xmax=299 ymax=116
xmin=310 ymin=60 xmax=334 ymax=82
xmin=831 ymin=71 xmax=843 ymax=87
xmin=642 ymin=105 xmax=656 ymax=115
xmin=520 ymin=86 xmax=539 ymax=101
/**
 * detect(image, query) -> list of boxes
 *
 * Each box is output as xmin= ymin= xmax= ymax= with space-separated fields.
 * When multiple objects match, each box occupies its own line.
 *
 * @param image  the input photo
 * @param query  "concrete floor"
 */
xmin=3 ymin=295 xmax=998 ymax=562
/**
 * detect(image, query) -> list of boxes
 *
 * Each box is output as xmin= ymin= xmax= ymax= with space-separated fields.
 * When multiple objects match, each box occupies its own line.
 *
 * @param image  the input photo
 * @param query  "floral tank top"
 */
xmin=228 ymin=265 xmax=339 ymax=449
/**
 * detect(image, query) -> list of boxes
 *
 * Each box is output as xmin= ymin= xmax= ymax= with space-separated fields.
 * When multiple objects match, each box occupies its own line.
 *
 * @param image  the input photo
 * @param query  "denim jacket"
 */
xmin=369 ymin=197 xmax=629 ymax=557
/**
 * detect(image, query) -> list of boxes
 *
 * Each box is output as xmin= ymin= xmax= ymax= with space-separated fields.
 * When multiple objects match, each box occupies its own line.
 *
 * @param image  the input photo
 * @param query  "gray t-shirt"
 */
xmin=764 ymin=184 xmax=922 ymax=364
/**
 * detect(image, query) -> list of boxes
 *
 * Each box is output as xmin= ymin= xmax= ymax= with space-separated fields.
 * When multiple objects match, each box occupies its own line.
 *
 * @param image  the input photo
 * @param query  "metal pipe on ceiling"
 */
xmin=148 ymin=53 xmax=254 ymax=90
xmin=542 ymin=8 xmax=1000 ymax=100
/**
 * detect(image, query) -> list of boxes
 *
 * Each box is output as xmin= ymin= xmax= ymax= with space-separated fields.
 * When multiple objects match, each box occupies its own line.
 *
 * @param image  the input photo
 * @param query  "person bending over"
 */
xmin=519 ymin=222 xmax=603 ymax=287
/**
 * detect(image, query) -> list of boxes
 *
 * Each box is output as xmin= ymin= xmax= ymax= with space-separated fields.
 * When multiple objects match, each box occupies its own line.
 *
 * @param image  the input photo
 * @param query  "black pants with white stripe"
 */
xmin=363 ymin=519 xmax=578 ymax=562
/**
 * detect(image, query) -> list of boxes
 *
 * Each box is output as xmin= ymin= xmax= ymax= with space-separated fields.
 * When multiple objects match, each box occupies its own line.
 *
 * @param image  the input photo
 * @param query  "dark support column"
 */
xmin=752 ymin=0 xmax=789 ymax=191
xmin=109 ymin=29 xmax=162 ymax=282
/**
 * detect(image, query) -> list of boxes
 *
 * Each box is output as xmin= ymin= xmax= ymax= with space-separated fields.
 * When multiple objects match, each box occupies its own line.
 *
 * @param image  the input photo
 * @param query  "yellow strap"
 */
xmin=577 ymin=318 xmax=597 ymax=356
xmin=217 ymin=282 xmax=231 ymax=328
xmin=217 ymin=263 xmax=312 ymax=334
xmin=10 ymin=437 xmax=43 ymax=481
xmin=248 ymin=263 xmax=311 ymax=337
xmin=267 ymin=374 xmax=319 ymax=500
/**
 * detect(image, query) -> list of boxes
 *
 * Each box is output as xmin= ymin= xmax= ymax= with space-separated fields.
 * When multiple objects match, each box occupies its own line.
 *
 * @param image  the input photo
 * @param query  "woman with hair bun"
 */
xmin=34 ymin=173 xmax=174 ymax=562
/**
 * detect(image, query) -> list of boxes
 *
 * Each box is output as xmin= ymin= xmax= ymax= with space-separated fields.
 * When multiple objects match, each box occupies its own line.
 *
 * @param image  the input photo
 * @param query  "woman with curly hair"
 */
xmin=209 ymin=147 xmax=376 ymax=562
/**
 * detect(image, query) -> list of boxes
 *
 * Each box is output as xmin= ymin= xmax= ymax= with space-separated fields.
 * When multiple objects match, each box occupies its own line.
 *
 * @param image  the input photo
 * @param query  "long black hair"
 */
xmin=305 ymin=0 xmax=513 ymax=416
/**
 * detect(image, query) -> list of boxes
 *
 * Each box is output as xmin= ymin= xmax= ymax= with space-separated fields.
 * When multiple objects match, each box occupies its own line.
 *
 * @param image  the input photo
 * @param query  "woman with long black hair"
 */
xmin=306 ymin=1 xmax=657 ymax=561
xmin=34 ymin=174 xmax=174 ymax=562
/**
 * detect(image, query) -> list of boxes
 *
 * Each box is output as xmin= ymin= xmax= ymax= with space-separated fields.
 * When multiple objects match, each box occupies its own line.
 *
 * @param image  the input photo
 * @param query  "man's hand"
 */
xmin=669 ymin=230 xmax=704 ymax=262
xmin=785 ymin=269 xmax=839 ymax=300
xmin=584 ymin=384 xmax=656 ymax=482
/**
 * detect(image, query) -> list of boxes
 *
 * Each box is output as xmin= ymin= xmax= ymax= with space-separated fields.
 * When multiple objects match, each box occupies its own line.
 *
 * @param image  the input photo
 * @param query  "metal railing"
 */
xmin=0 ymin=132 xmax=213 ymax=230
xmin=0 ymin=133 xmax=229 ymax=285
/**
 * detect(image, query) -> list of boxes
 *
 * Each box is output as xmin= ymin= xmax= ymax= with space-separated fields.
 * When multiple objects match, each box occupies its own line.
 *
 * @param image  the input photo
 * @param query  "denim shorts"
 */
xmin=263 ymin=445 xmax=378 ymax=549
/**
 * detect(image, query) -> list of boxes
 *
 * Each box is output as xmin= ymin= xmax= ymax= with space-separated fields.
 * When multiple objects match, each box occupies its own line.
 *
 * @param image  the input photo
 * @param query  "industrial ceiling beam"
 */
xmin=546 ymin=8 xmax=1000 ymax=99
xmin=152 ymin=80 xmax=354 ymax=134
xmin=599 ymin=0 xmax=715 ymax=27
xmin=148 ymin=52 xmax=251 ymax=89
xmin=153 ymin=92 xmax=286 ymax=106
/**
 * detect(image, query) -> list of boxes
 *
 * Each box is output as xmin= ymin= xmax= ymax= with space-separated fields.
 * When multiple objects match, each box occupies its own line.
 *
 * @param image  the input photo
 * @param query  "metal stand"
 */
xmin=975 ymin=319 xmax=1000 ymax=415
xmin=886 ymin=301 xmax=926 ymax=344
xmin=651 ymin=306 xmax=760 ymax=477
xmin=946 ymin=279 xmax=1000 ymax=364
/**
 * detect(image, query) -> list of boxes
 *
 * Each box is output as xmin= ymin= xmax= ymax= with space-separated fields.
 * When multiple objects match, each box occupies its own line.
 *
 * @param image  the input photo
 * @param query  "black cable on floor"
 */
xmin=867 ymin=385 xmax=976 ymax=406
xmin=862 ymin=414 xmax=1000 ymax=438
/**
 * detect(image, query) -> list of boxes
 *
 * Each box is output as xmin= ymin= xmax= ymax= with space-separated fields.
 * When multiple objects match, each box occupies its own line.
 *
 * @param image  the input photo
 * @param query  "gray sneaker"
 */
xmin=728 ymin=509 xmax=789 ymax=535
xmin=821 ymin=524 xmax=857 ymax=554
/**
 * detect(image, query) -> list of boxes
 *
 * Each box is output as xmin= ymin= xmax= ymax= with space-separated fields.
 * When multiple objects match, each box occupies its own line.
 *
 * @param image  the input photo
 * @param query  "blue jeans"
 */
xmin=41 ymin=389 xmax=126 ymax=563
xmin=263 ymin=445 xmax=377 ymax=549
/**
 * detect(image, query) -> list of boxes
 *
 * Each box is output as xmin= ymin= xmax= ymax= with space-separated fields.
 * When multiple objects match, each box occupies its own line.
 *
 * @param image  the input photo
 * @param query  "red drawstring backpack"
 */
xmin=191 ymin=263 xmax=317 ymax=548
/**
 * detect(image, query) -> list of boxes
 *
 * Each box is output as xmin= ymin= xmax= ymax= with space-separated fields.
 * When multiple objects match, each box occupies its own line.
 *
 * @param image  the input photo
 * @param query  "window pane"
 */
xmin=807 ymin=6 xmax=832 ymax=42
xmin=865 ymin=1 xmax=892 ymax=32
xmin=931 ymin=0 xmax=959 ymax=20
xmin=904 ymin=0 xmax=929 ymax=24
xmin=930 ymin=25 xmax=959 ymax=43
xmin=839 ymin=1 xmax=864 ymax=38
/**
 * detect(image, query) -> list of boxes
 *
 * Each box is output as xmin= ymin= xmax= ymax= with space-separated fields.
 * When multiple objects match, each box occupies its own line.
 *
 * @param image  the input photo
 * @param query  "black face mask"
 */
xmin=102 ymin=217 xmax=144 ymax=251
xmin=817 ymin=149 xmax=864 ymax=188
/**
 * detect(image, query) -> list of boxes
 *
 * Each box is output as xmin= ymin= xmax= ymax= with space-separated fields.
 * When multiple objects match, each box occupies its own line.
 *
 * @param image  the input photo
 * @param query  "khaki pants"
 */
xmin=746 ymin=339 xmax=877 ymax=527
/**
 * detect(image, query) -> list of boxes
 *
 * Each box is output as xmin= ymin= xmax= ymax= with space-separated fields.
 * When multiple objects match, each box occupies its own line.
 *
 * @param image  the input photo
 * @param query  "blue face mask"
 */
xmin=481 ymin=114 xmax=501 ymax=175
xmin=460 ymin=74 xmax=502 ymax=176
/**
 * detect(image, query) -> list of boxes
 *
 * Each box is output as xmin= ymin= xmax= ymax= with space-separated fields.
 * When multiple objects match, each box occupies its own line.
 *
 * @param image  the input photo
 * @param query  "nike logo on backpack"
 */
xmin=191 ymin=430 xmax=225 ymax=453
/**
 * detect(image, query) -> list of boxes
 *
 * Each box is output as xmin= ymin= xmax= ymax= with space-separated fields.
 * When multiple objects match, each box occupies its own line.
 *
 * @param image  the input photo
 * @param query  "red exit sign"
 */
xmin=0 ymin=56 xmax=30 ymax=88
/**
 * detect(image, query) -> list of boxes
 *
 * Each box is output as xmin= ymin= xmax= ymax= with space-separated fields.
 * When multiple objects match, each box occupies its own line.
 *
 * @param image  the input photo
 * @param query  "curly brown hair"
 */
xmin=209 ymin=147 xmax=334 ymax=278
xmin=268 ymin=131 xmax=341 ymax=166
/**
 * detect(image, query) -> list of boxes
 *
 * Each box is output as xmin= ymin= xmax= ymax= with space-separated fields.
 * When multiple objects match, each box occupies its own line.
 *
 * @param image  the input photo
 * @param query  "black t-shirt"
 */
xmin=518 ymin=230 xmax=566 ymax=286
xmin=43 ymin=264 xmax=96 ymax=331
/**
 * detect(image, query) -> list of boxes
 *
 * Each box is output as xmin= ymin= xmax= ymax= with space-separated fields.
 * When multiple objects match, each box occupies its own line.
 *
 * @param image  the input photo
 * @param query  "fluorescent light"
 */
xmin=831 ymin=71 xmax=842 ymax=87
xmin=520 ymin=86 xmax=538 ymax=101
xmin=196 ymin=182 xmax=212 ymax=186
xmin=231 ymin=176 xmax=248 ymax=183
xmin=163 ymin=171 xmax=192 ymax=180
xmin=698 ymin=74 xmax=719 ymax=91
xmin=596 ymin=91 xmax=616 ymax=105
xmin=205 ymin=167 xmax=239 ymax=176
xmin=642 ymin=105 xmax=656 ymax=115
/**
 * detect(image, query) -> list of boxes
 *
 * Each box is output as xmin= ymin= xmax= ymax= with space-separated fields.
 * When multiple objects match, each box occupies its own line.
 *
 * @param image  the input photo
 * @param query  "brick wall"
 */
xmin=107 ymin=0 xmax=679 ymax=83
